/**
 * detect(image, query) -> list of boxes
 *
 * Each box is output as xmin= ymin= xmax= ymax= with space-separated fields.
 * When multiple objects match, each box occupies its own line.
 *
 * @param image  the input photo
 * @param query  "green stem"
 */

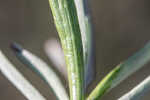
xmin=48 ymin=0 xmax=84 ymax=100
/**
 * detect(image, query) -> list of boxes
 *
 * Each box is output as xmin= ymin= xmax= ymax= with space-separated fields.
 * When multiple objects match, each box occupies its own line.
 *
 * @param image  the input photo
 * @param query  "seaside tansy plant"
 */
xmin=1 ymin=0 xmax=150 ymax=100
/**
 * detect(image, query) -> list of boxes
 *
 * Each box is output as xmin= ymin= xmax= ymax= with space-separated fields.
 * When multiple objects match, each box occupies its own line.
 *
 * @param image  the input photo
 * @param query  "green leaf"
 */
xmin=0 ymin=51 xmax=46 ymax=100
xmin=74 ymin=0 xmax=95 ymax=88
xmin=11 ymin=43 xmax=69 ymax=100
xmin=48 ymin=0 xmax=84 ymax=99
xmin=87 ymin=42 xmax=150 ymax=100
xmin=87 ymin=64 xmax=121 ymax=100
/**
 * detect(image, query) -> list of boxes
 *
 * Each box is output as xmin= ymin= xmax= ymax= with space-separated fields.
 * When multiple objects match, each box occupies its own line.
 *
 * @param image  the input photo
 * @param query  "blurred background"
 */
xmin=0 ymin=0 xmax=150 ymax=99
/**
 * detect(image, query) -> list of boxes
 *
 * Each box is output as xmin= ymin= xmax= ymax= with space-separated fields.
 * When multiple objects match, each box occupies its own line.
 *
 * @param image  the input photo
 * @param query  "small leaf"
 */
xmin=11 ymin=43 xmax=69 ymax=100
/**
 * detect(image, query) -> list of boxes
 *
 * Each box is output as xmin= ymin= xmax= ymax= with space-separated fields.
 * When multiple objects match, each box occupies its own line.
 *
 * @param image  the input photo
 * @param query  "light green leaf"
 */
xmin=87 ymin=42 xmax=150 ymax=100
xmin=0 ymin=51 xmax=46 ymax=100
xmin=119 ymin=75 xmax=150 ymax=100
xmin=74 ymin=0 xmax=95 ymax=88
xmin=11 ymin=44 xmax=69 ymax=100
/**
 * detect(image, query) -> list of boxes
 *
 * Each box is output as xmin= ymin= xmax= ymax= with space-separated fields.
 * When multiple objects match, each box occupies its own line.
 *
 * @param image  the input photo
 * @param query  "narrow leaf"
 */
xmin=119 ymin=75 xmax=150 ymax=100
xmin=87 ymin=42 xmax=150 ymax=100
xmin=74 ymin=0 xmax=95 ymax=88
xmin=11 ymin=43 xmax=69 ymax=100
xmin=48 ymin=0 xmax=84 ymax=99
xmin=0 ymin=51 xmax=46 ymax=100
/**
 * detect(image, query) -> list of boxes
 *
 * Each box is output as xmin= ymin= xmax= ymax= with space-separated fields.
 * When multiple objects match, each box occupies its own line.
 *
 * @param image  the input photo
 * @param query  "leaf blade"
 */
xmin=48 ymin=0 xmax=85 ymax=99
xmin=87 ymin=42 xmax=150 ymax=100
xmin=0 ymin=51 xmax=46 ymax=100
xmin=118 ymin=75 xmax=150 ymax=100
